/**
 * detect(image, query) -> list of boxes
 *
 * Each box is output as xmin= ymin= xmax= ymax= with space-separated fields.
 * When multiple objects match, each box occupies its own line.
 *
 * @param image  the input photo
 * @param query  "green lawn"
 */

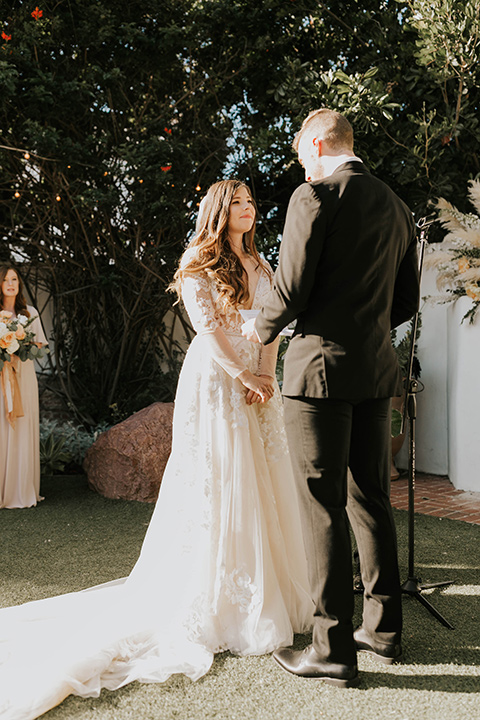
xmin=1 ymin=475 xmax=479 ymax=720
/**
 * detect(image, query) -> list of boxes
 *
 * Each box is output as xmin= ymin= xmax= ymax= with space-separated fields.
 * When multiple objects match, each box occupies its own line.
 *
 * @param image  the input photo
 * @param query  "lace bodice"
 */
xmin=181 ymin=261 xmax=278 ymax=379
xmin=181 ymin=266 xmax=272 ymax=336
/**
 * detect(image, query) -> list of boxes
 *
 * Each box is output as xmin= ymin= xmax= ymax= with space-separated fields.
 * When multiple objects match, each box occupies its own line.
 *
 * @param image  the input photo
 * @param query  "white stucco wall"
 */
xmin=396 ymin=266 xmax=480 ymax=491
xmin=446 ymin=297 xmax=480 ymax=491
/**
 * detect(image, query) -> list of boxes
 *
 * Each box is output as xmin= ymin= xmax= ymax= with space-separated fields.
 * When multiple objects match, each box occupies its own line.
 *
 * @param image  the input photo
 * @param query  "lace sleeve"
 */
xmin=181 ymin=275 xmax=247 ymax=379
xmin=181 ymin=275 xmax=221 ymax=334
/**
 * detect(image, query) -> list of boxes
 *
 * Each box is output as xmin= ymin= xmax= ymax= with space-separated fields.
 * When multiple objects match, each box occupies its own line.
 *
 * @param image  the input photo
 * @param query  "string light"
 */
xmin=24 ymin=152 xmax=30 ymax=160
xmin=195 ymin=184 xmax=201 ymax=191
xmin=55 ymin=194 xmax=61 ymax=202
xmin=14 ymin=191 xmax=20 ymax=198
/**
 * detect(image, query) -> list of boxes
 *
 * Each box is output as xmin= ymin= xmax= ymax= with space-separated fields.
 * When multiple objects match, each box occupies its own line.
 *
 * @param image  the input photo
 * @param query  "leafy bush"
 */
xmin=39 ymin=419 xmax=110 ymax=475
xmin=391 ymin=315 xmax=422 ymax=380
xmin=391 ymin=408 xmax=403 ymax=439
xmin=39 ymin=433 xmax=72 ymax=476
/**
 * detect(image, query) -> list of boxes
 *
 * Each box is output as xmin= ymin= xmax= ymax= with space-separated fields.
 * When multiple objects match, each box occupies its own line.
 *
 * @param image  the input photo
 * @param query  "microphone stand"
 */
xmin=400 ymin=219 xmax=454 ymax=629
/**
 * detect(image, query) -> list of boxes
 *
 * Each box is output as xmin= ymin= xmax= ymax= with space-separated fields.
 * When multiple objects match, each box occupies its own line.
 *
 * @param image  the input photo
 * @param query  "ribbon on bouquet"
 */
xmin=1 ymin=357 xmax=24 ymax=428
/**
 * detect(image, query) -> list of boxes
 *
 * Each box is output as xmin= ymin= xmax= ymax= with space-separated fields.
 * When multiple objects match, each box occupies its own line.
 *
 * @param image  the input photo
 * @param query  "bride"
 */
xmin=0 ymin=179 xmax=313 ymax=720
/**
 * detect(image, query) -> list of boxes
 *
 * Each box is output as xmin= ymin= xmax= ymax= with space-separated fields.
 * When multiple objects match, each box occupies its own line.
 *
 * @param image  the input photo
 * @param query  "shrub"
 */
xmin=39 ymin=419 xmax=110 ymax=475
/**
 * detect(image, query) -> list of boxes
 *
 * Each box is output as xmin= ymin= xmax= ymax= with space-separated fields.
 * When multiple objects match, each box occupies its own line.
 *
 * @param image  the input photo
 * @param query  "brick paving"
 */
xmin=390 ymin=471 xmax=480 ymax=525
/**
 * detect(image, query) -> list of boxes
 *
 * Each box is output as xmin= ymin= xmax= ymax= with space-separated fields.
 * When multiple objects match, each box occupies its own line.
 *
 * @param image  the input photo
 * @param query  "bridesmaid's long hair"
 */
xmin=170 ymin=179 xmax=271 ymax=312
xmin=0 ymin=266 xmax=30 ymax=318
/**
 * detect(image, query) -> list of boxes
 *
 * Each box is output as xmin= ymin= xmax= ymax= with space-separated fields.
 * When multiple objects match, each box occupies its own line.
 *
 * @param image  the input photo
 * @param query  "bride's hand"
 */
xmin=245 ymin=389 xmax=265 ymax=405
xmin=238 ymin=370 xmax=274 ymax=403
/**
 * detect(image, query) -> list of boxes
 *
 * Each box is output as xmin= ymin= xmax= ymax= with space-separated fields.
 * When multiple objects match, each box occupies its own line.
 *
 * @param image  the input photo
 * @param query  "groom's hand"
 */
xmin=241 ymin=318 xmax=261 ymax=343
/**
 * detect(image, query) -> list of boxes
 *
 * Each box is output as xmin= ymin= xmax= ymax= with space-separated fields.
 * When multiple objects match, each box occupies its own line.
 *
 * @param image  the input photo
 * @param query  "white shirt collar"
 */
xmin=321 ymin=155 xmax=362 ymax=178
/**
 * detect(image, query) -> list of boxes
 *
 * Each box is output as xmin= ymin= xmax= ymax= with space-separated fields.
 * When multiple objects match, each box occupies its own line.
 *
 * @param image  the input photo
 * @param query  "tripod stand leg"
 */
xmin=420 ymin=580 xmax=454 ymax=591
xmin=404 ymin=589 xmax=455 ymax=629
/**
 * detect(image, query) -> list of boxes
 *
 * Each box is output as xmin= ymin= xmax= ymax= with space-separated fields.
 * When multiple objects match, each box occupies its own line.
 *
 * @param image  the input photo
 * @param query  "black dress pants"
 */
xmin=283 ymin=396 xmax=402 ymax=666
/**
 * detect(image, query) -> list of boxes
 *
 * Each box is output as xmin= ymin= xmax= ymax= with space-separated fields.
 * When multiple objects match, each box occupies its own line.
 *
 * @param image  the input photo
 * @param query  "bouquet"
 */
xmin=0 ymin=310 xmax=49 ymax=371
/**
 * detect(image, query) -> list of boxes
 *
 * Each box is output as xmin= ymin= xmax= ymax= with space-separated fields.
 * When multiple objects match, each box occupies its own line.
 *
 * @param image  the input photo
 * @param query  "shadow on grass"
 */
xmin=358 ymin=671 xmax=480 ymax=692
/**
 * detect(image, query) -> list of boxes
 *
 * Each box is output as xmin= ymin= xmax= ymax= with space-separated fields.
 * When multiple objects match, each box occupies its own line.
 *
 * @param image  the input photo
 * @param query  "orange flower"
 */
xmin=31 ymin=7 xmax=43 ymax=20
xmin=458 ymin=257 xmax=470 ymax=273
xmin=1 ymin=31 xmax=12 ymax=41
xmin=465 ymin=283 xmax=480 ymax=302
xmin=161 ymin=165 xmax=172 ymax=172
xmin=0 ymin=310 xmax=13 ymax=320
xmin=15 ymin=326 xmax=26 ymax=340
xmin=0 ymin=331 xmax=16 ymax=349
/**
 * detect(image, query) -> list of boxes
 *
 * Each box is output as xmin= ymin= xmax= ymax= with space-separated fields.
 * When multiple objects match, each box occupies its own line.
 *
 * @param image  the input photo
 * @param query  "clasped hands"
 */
xmin=238 ymin=369 xmax=274 ymax=405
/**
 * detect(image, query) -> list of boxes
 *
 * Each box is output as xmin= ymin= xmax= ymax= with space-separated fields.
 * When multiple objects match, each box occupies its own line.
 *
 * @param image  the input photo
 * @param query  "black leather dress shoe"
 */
xmin=354 ymin=627 xmax=403 ymax=665
xmin=273 ymin=645 xmax=359 ymax=687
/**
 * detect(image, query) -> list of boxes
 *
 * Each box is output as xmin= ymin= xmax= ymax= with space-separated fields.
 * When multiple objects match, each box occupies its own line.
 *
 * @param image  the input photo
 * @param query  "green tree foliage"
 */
xmin=236 ymin=0 xmax=480 ymax=217
xmin=0 ymin=0 xmax=478 ymax=423
xmin=0 ymin=0 xmax=256 ymax=423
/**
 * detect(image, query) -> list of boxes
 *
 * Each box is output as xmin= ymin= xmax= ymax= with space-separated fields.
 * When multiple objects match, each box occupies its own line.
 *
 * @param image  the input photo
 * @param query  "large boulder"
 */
xmin=84 ymin=402 xmax=174 ymax=502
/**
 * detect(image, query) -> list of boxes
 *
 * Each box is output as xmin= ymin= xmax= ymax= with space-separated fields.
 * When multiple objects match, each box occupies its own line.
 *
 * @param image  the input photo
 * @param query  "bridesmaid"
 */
xmin=0 ymin=266 xmax=47 ymax=508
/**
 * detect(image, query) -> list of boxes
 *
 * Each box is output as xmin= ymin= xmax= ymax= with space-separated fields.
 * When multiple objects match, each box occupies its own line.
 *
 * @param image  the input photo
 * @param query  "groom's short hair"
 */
xmin=293 ymin=109 xmax=354 ymax=154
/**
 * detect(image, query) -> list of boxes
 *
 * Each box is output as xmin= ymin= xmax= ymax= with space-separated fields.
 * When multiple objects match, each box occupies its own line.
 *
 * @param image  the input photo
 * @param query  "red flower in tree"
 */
xmin=161 ymin=165 xmax=172 ymax=172
xmin=1 ymin=31 xmax=12 ymax=41
xmin=31 ymin=7 xmax=43 ymax=20
xmin=164 ymin=127 xmax=172 ymax=135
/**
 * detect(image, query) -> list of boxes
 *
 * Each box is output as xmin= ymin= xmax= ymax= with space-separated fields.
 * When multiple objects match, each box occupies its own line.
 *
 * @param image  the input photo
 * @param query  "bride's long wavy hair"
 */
xmin=170 ymin=179 xmax=271 ymax=312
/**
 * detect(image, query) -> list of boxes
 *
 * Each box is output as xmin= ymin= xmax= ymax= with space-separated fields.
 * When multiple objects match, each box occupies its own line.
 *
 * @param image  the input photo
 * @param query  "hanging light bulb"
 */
xmin=56 ymin=194 xmax=61 ymax=202
xmin=195 ymin=184 xmax=201 ymax=191
xmin=14 ymin=191 xmax=20 ymax=198
xmin=24 ymin=152 xmax=30 ymax=160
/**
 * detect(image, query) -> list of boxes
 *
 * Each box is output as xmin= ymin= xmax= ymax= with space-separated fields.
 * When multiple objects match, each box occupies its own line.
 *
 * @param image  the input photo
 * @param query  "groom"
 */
xmin=242 ymin=109 xmax=420 ymax=687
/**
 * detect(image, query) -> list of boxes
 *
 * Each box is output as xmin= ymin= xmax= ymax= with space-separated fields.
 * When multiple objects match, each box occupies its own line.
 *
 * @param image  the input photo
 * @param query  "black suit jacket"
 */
xmin=255 ymin=161 xmax=420 ymax=401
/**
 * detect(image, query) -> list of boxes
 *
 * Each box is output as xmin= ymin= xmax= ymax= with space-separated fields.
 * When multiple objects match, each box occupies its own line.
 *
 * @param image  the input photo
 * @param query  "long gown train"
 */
xmin=0 ymin=266 xmax=314 ymax=720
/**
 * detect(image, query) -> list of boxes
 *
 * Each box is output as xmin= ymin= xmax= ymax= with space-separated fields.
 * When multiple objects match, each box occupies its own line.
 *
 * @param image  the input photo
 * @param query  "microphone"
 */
xmin=416 ymin=214 xmax=438 ymax=229
xmin=414 ymin=214 xmax=448 ymax=243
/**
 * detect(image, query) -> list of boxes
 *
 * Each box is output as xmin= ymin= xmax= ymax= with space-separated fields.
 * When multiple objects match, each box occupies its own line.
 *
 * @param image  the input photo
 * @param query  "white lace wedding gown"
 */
xmin=0 ymin=264 xmax=314 ymax=720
